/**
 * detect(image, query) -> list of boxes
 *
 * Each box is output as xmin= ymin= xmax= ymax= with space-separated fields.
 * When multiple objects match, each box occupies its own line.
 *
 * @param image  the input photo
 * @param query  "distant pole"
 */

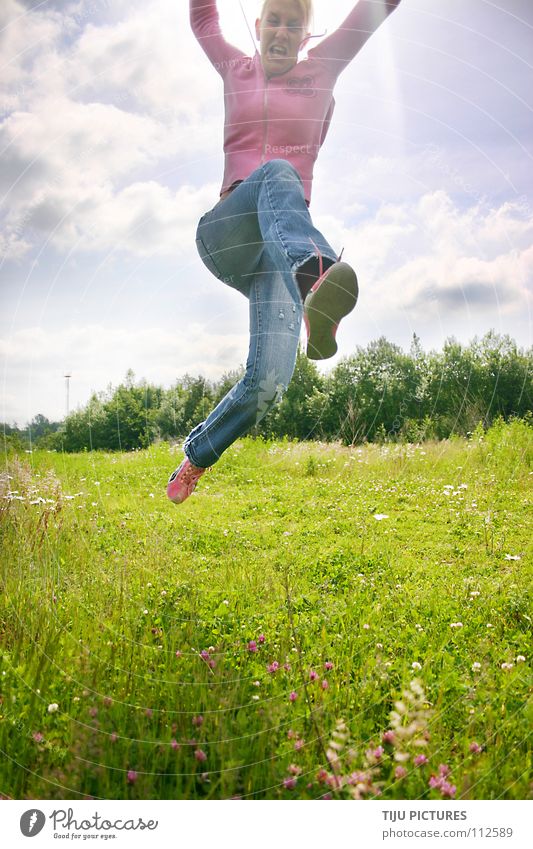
xmin=64 ymin=373 xmax=72 ymax=418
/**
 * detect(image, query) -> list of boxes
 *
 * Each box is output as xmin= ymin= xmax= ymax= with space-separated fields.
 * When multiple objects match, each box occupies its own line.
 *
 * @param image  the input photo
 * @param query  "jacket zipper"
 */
xmin=261 ymin=73 xmax=269 ymax=164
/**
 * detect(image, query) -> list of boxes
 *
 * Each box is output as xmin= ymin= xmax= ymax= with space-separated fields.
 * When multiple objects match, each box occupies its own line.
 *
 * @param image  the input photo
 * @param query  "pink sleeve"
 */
xmin=308 ymin=0 xmax=402 ymax=78
xmin=190 ymin=0 xmax=246 ymax=76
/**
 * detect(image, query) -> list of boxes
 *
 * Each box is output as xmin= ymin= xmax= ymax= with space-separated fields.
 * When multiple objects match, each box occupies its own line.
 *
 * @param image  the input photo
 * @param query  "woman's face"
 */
xmin=255 ymin=0 xmax=309 ymax=78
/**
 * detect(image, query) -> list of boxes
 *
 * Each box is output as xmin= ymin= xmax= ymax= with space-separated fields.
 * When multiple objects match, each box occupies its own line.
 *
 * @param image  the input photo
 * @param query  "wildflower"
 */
xmin=110 ymin=732 xmax=118 ymax=743
xmin=103 ymin=696 xmax=113 ymax=707
xmin=516 ymin=655 xmax=526 ymax=663
xmin=472 ymin=662 xmax=481 ymax=672
xmin=394 ymin=766 xmax=407 ymax=779
xmin=32 ymin=732 xmax=44 ymax=743
xmin=376 ymin=642 xmax=383 ymax=649
xmin=321 ymin=680 xmax=329 ymax=690
xmin=469 ymin=741 xmax=482 ymax=754
xmin=127 ymin=770 xmax=138 ymax=784
xmin=247 ymin=640 xmax=258 ymax=653
xmin=363 ymin=623 xmax=370 ymax=630
xmin=194 ymin=749 xmax=207 ymax=762
xmin=470 ymin=591 xmax=480 ymax=598
xmin=283 ymin=777 xmax=297 ymax=789
xmin=450 ymin=622 xmax=463 ymax=629
xmin=504 ymin=554 xmax=521 ymax=561
xmin=501 ymin=662 xmax=514 ymax=671
xmin=440 ymin=781 xmax=456 ymax=798
xmin=316 ymin=768 xmax=329 ymax=784
xmin=414 ymin=754 xmax=428 ymax=767
xmin=145 ymin=708 xmax=153 ymax=718
xmin=171 ymin=738 xmax=180 ymax=750
xmin=394 ymin=752 xmax=410 ymax=763
xmin=438 ymin=764 xmax=450 ymax=777
xmin=411 ymin=662 xmax=422 ymax=670
xmin=208 ymin=659 xmax=216 ymax=669
xmin=252 ymin=694 xmax=260 ymax=701
xmin=47 ymin=703 xmax=59 ymax=713
xmin=324 ymin=661 xmax=333 ymax=671
xmin=192 ymin=715 xmax=204 ymax=727
xmin=258 ymin=634 xmax=265 ymax=644
xmin=294 ymin=738 xmax=304 ymax=751
xmin=283 ymin=662 xmax=291 ymax=672
xmin=175 ymin=650 xmax=182 ymax=658
xmin=89 ymin=707 xmax=98 ymax=718
xmin=371 ymin=746 xmax=384 ymax=761
xmin=200 ymin=649 xmax=210 ymax=661
xmin=289 ymin=691 xmax=298 ymax=702
xmin=429 ymin=771 xmax=456 ymax=798
xmin=253 ymin=680 xmax=260 ymax=687
xmin=288 ymin=764 xmax=302 ymax=776
xmin=382 ymin=730 xmax=395 ymax=744
xmin=309 ymin=669 xmax=319 ymax=682
xmin=267 ymin=661 xmax=279 ymax=674
xmin=374 ymin=514 xmax=389 ymax=520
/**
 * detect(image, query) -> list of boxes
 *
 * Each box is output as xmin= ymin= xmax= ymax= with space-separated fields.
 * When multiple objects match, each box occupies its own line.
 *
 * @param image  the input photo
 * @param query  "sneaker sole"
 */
xmin=304 ymin=262 xmax=358 ymax=360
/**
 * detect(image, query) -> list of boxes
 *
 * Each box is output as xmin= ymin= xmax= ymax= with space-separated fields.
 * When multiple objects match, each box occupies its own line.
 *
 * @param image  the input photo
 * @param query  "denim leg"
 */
xmin=183 ymin=252 xmax=302 ymax=468
xmin=184 ymin=159 xmax=338 ymax=467
xmin=256 ymin=159 xmax=338 ymax=289
xmin=194 ymin=160 xmax=338 ymax=300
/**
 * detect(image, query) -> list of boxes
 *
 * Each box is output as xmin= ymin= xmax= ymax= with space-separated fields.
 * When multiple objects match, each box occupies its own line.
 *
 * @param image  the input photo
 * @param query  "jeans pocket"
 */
xmin=195 ymin=235 xmax=223 ymax=280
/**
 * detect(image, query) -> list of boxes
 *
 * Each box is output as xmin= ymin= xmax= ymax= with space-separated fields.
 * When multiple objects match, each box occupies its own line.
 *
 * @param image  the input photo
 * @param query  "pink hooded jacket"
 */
xmin=190 ymin=1 xmax=401 ymax=203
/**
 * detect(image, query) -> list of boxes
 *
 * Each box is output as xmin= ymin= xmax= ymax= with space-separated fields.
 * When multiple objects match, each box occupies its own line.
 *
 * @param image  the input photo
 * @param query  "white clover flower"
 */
xmin=374 ymin=514 xmax=389 ymax=520
xmin=47 ymin=703 xmax=59 ymax=713
xmin=516 ymin=655 xmax=526 ymax=663
xmin=411 ymin=662 xmax=422 ymax=670
xmin=504 ymin=554 xmax=521 ymax=561
xmin=450 ymin=622 xmax=464 ymax=629
xmin=501 ymin=662 xmax=514 ymax=671
xmin=472 ymin=662 xmax=482 ymax=672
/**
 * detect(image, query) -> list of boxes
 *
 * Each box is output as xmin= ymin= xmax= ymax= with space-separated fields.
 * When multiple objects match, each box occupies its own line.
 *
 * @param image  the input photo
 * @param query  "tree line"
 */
xmin=3 ymin=332 xmax=531 ymax=453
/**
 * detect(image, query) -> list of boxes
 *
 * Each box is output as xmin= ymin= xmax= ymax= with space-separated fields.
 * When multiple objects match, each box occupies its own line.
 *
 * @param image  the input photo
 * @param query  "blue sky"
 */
xmin=1 ymin=0 xmax=532 ymax=424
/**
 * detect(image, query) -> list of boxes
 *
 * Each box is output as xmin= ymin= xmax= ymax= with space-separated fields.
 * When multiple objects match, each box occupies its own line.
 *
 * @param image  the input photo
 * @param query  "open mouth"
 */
xmin=269 ymin=44 xmax=288 ymax=58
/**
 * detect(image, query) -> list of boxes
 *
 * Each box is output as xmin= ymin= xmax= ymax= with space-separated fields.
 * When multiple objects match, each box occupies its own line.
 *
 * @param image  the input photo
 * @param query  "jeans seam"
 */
xmin=185 ymin=280 xmax=263 ymax=463
xmin=263 ymin=164 xmax=294 ymax=263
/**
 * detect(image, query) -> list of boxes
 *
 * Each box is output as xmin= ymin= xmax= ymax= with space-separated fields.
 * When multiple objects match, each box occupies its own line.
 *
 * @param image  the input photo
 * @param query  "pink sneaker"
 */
xmin=166 ymin=457 xmax=208 ymax=504
xmin=304 ymin=258 xmax=358 ymax=361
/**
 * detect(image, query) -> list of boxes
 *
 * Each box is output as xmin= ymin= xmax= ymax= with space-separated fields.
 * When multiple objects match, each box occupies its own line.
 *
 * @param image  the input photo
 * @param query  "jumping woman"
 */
xmin=168 ymin=0 xmax=403 ymax=504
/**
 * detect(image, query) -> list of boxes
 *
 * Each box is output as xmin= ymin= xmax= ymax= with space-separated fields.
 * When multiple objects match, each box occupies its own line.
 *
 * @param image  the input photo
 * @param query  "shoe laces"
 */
xmin=308 ymin=238 xmax=345 ymax=281
xmin=182 ymin=462 xmax=205 ymax=488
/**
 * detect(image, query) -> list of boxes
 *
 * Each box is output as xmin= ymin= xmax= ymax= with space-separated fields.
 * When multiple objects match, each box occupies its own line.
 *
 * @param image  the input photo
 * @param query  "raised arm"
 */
xmin=190 ymin=0 xmax=246 ymax=76
xmin=309 ymin=0 xmax=402 ymax=78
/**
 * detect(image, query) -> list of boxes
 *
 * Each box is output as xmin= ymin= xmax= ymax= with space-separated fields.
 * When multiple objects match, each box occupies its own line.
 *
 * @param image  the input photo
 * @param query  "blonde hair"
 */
xmin=259 ymin=0 xmax=313 ymax=29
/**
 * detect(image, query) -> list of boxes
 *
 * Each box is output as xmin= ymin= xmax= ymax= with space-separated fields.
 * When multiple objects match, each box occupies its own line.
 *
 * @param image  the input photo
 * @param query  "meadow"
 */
xmin=0 ymin=418 xmax=531 ymax=800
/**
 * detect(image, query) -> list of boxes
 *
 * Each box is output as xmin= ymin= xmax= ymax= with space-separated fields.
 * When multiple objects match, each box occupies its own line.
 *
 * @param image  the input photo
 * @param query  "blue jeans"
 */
xmin=184 ymin=159 xmax=338 ymax=468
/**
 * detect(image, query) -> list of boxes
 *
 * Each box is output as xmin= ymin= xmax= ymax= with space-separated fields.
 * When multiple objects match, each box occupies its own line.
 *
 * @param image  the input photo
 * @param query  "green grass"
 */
xmin=1 ymin=418 xmax=531 ymax=800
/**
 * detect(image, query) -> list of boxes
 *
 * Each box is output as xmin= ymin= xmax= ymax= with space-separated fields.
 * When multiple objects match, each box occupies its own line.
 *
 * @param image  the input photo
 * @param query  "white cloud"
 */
xmin=1 ymin=321 xmax=250 ymax=422
xmin=316 ymin=190 xmax=532 ymax=318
